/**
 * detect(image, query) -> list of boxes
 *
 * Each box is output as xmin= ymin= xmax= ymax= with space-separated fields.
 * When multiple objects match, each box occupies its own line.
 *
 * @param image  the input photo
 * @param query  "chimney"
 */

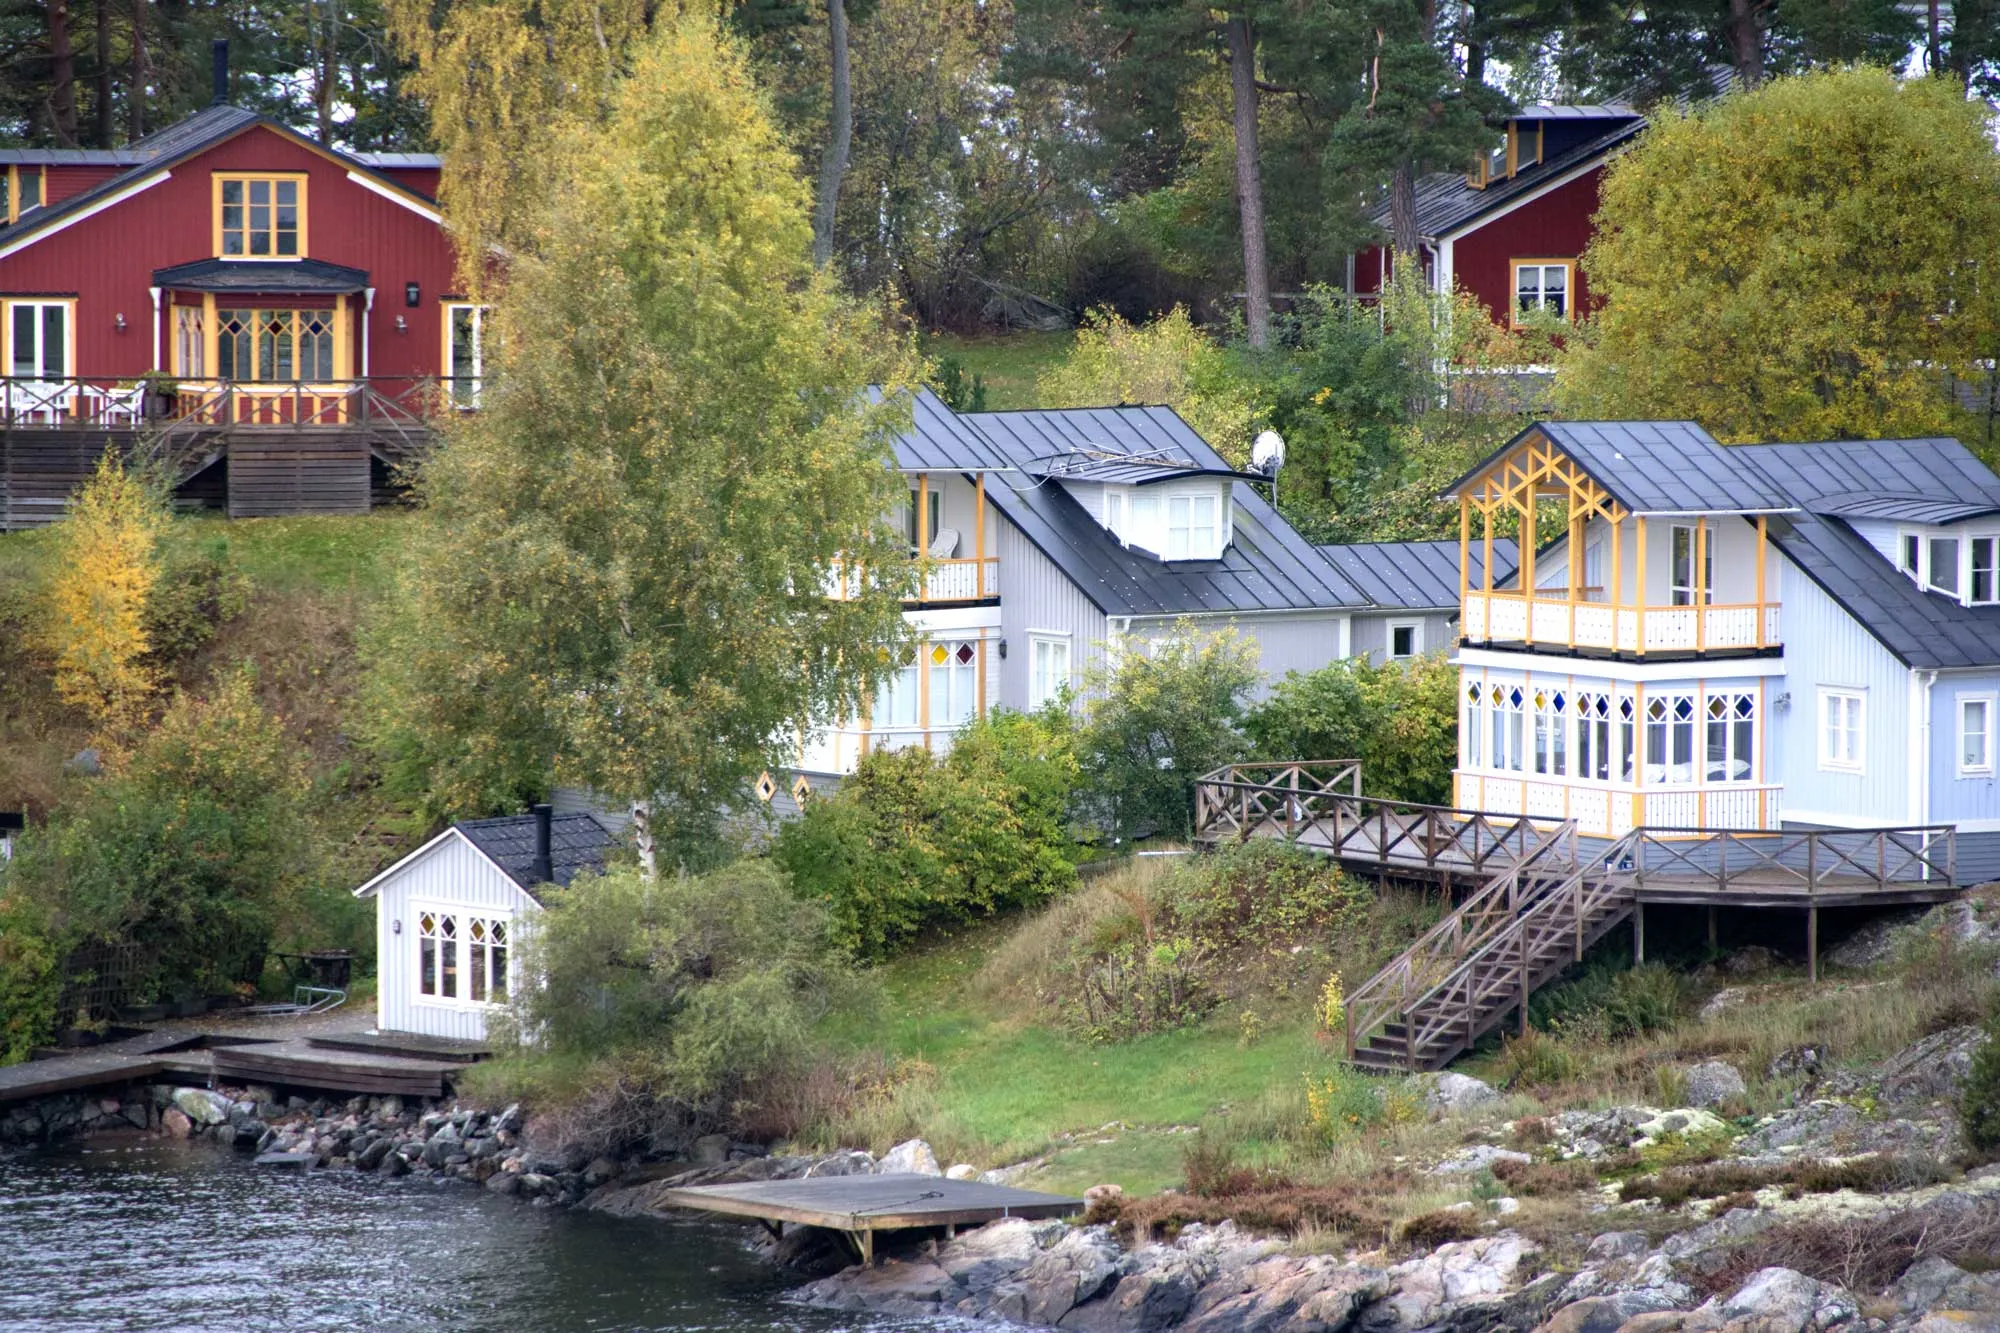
xmin=530 ymin=804 xmax=554 ymax=886
xmin=211 ymin=39 xmax=229 ymax=106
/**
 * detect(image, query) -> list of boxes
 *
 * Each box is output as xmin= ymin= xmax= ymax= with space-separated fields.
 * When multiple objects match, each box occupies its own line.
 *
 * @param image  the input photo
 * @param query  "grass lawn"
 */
xmin=921 ymin=330 xmax=1074 ymax=411
xmin=822 ymin=918 xmax=1347 ymax=1195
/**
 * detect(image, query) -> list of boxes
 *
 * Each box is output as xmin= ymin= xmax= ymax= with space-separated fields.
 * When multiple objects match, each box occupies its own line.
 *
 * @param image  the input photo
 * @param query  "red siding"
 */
xmin=0 ymin=123 xmax=459 ymax=383
xmin=42 ymin=165 xmax=127 ymax=205
xmin=1350 ymin=163 xmax=1606 ymax=327
xmin=374 ymin=166 xmax=441 ymax=198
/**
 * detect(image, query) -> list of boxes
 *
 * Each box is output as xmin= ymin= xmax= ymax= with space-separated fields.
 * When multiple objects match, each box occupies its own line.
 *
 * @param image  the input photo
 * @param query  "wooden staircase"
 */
xmin=1344 ymin=829 xmax=1641 ymax=1072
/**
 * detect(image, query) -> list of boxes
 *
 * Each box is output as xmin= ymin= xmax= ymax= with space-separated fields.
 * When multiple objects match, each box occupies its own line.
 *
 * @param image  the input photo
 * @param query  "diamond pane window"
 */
xmin=754 ymin=771 xmax=778 ymax=802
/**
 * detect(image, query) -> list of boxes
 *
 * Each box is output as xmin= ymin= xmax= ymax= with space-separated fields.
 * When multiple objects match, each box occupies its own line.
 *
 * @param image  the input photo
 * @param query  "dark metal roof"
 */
xmin=0 ymin=105 xmax=435 ymax=251
xmin=1370 ymin=116 xmax=1643 ymax=240
xmin=1027 ymin=447 xmax=1264 ymax=487
xmin=152 ymin=257 xmax=369 ymax=293
xmin=455 ymin=812 xmax=618 ymax=895
xmin=1518 ymin=103 xmax=1639 ymax=119
xmin=901 ymin=401 xmax=1371 ymax=617
xmin=1447 ymin=421 xmax=1794 ymax=515
xmin=1319 ymin=538 xmax=1521 ymax=611
xmin=1730 ymin=438 xmax=2000 ymax=669
xmin=0 ymin=148 xmax=146 ymax=165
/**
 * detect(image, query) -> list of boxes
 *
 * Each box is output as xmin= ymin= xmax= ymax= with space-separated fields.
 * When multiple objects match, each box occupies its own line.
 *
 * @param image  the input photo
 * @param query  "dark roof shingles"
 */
xmin=455 ymin=812 xmax=618 ymax=893
xmin=1320 ymin=538 xmax=1521 ymax=610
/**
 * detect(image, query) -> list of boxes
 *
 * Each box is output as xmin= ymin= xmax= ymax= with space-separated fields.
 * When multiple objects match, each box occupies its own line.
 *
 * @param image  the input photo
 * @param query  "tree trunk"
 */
xmin=94 ymin=0 xmax=113 ymax=147
xmin=1726 ymin=0 xmax=1763 ymax=87
xmin=811 ymin=0 xmax=853 ymax=269
xmin=1390 ymin=162 xmax=1420 ymax=265
xmin=1225 ymin=10 xmax=1270 ymax=350
xmin=1466 ymin=0 xmax=1485 ymax=86
xmin=1928 ymin=0 xmax=1941 ymax=73
xmin=631 ymin=800 xmax=657 ymax=878
xmin=47 ymin=1 xmax=81 ymax=147
xmin=128 ymin=0 xmax=147 ymax=141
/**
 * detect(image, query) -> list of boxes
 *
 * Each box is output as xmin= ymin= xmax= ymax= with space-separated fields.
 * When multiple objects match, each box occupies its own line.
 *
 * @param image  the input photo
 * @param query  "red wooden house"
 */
xmin=0 ymin=45 xmax=477 ymax=528
xmin=1349 ymin=104 xmax=1644 ymax=331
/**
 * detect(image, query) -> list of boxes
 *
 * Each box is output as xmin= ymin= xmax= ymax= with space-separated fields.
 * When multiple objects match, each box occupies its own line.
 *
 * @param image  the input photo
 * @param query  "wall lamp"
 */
xmin=114 ymin=313 xmax=127 ymax=331
xmin=997 ymin=638 xmax=1008 ymax=660
xmin=405 ymin=281 xmax=421 ymax=307
xmin=395 ymin=315 xmax=408 ymax=332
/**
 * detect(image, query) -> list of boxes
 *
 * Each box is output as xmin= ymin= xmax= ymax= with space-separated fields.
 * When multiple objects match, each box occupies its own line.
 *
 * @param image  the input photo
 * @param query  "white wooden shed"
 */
xmin=352 ymin=806 xmax=618 ymax=1040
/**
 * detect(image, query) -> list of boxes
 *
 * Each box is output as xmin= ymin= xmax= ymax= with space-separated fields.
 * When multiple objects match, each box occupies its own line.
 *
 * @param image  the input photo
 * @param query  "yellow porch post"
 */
xmin=1521 ymin=491 xmax=1537 ymax=646
xmin=974 ymin=471 xmax=987 ymax=598
xmin=1635 ymin=515 xmax=1648 ymax=656
xmin=1755 ymin=515 xmax=1768 ymax=648
xmin=1695 ymin=517 xmax=1708 ymax=652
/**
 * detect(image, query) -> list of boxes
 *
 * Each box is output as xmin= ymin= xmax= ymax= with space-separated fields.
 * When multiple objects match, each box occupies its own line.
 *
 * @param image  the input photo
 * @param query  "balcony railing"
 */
xmin=1457 ymin=771 xmax=1783 ymax=838
xmin=1463 ymin=589 xmax=1780 ymax=654
xmin=1 ymin=375 xmax=461 ymax=430
xmin=826 ymin=556 xmax=999 ymax=604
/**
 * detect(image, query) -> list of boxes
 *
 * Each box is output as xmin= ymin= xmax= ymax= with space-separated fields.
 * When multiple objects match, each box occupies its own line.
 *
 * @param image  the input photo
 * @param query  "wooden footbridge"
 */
xmin=1193 ymin=762 xmax=1959 ymax=1073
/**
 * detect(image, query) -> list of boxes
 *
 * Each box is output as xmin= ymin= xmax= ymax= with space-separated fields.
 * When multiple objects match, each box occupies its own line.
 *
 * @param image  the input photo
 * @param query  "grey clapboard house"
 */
xmin=1320 ymin=539 xmax=1520 ymax=666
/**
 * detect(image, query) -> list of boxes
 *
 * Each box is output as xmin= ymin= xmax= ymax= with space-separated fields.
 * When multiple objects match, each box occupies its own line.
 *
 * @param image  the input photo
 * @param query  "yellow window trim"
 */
xmin=5 ymin=165 xmax=44 ymax=225
xmin=2 ymin=296 xmax=78 ymax=378
xmin=1509 ymin=258 xmax=1576 ymax=329
xmin=212 ymin=171 xmax=309 ymax=259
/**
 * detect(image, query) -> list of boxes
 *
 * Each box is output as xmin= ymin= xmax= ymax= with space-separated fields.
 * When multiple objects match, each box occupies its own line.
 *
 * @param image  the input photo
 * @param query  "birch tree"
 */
xmin=366 ymin=7 xmax=919 ymax=873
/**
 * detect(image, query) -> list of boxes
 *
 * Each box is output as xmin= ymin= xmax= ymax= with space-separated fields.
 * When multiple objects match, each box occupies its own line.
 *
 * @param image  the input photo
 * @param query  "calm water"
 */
xmin=0 ymin=1140 xmax=968 ymax=1333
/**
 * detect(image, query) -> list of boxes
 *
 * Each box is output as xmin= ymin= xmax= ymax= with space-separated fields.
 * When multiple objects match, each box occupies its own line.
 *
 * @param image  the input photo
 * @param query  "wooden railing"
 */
xmin=1463 ymin=589 xmax=1781 ymax=653
xmin=2 ymin=375 xmax=456 ymax=432
xmin=1457 ymin=773 xmax=1784 ymax=837
xmin=825 ymin=556 xmax=1000 ymax=603
xmin=1624 ymin=825 xmax=1955 ymax=896
xmin=1195 ymin=763 xmax=1565 ymax=877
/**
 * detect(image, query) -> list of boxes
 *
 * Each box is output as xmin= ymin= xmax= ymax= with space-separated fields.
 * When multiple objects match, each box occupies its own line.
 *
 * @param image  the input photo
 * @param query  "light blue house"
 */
xmin=1447 ymin=422 xmax=2000 ymax=879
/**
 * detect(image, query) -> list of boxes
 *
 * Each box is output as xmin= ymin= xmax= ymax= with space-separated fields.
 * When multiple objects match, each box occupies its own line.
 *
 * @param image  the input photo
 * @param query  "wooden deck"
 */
xmin=208 ymin=1039 xmax=468 ymax=1098
xmin=654 ymin=1174 xmax=1085 ymax=1265
xmin=0 ymin=1029 xmax=204 ymax=1104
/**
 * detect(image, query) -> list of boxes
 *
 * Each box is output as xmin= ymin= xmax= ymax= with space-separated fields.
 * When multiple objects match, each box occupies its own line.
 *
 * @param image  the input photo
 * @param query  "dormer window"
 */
xmin=4 ymin=166 xmax=42 ymax=224
xmin=1466 ymin=123 xmax=1542 ymax=189
xmin=1089 ymin=480 xmax=1229 ymax=560
xmin=1167 ymin=492 xmax=1219 ymax=560
xmin=215 ymin=173 xmax=305 ymax=257
xmin=1898 ymin=527 xmax=2000 ymax=605
xmin=1930 ymin=537 xmax=1961 ymax=596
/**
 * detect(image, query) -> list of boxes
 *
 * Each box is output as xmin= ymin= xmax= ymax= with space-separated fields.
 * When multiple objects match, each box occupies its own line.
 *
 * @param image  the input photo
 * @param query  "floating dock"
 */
xmin=653 ymin=1174 xmax=1085 ymax=1265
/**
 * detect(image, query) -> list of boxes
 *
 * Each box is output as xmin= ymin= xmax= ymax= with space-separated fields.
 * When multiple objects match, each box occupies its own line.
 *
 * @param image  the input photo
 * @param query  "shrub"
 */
xmin=1397 ymin=1208 xmax=1483 ymax=1250
xmin=1490 ymin=1156 xmax=1596 ymax=1197
xmin=1079 ymin=621 xmax=1260 ymax=842
xmin=40 ymin=455 xmax=166 ymax=734
xmin=1037 ymin=306 xmax=1265 ymax=465
xmin=1495 ymin=1028 xmax=1584 ymax=1088
xmin=1962 ymin=1007 xmax=2000 ymax=1153
xmin=773 ymin=708 xmax=1080 ymax=957
xmin=1696 ymin=1200 xmax=2000 ymax=1297
xmin=1530 ymin=961 xmax=1690 ymax=1042
xmin=489 ymin=860 xmax=862 ymax=1154
xmin=1118 ymin=1171 xmax=1409 ymax=1244
xmin=144 ymin=533 xmax=250 ymax=669
xmin=1169 ymin=840 xmax=1370 ymax=945
xmin=1244 ymin=653 xmax=1459 ymax=805
xmin=1072 ymin=934 xmax=1214 ymax=1041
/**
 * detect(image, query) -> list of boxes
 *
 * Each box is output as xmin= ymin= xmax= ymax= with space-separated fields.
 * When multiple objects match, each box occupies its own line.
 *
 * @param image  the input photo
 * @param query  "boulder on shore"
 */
xmin=878 ymin=1138 xmax=942 ymax=1177
xmin=1681 ymin=1061 xmax=1746 ymax=1108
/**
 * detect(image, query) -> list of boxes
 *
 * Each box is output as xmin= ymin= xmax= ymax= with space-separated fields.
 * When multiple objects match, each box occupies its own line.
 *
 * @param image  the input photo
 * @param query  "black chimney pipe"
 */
xmin=211 ymin=39 xmax=229 ymax=106
xmin=530 ymin=804 xmax=554 ymax=886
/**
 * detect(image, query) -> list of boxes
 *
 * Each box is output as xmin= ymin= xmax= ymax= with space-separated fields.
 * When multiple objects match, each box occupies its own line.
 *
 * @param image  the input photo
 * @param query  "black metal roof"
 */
xmin=1446 ymin=421 xmax=1794 ymax=515
xmin=153 ymin=257 xmax=370 ymax=293
xmin=1319 ymin=538 xmax=1521 ymax=611
xmin=890 ymin=394 xmax=1370 ymax=617
xmin=0 ymin=105 xmax=435 ymax=251
xmin=1027 ymin=452 xmax=1264 ymax=486
xmin=0 ymin=148 xmax=147 ymax=165
xmin=455 ymin=812 xmax=619 ymax=895
xmin=1370 ymin=114 xmax=1643 ymax=241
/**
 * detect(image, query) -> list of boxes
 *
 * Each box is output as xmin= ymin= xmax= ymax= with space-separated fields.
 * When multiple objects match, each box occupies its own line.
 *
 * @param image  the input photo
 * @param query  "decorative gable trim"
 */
xmin=0 ymin=170 xmax=171 ymax=259
xmin=352 ymin=826 xmax=540 ymax=904
xmin=346 ymin=169 xmax=443 ymax=222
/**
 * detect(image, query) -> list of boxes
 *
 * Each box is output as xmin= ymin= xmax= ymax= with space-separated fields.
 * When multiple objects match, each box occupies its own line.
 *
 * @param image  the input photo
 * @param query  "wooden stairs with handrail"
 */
xmin=1193 ymin=761 xmax=1961 ymax=1074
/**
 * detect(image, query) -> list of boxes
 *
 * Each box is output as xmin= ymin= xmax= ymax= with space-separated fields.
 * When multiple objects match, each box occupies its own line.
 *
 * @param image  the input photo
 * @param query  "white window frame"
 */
xmin=1463 ymin=681 xmax=1485 ymax=769
xmin=1973 ymin=537 xmax=1998 ymax=605
xmin=873 ymin=655 xmax=921 ymax=731
xmin=1165 ymin=489 xmax=1221 ymax=561
xmin=1818 ymin=687 xmax=1865 ymax=774
xmin=413 ymin=904 xmax=513 ymax=1009
xmin=1510 ymin=258 xmax=1573 ymax=325
xmin=929 ymin=638 xmax=979 ymax=729
xmin=1928 ymin=535 xmax=1962 ymax=597
xmin=1386 ymin=619 xmax=1423 ymax=660
xmin=1027 ymin=631 xmax=1072 ymax=710
xmin=5 ymin=298 xmax=73 ymax=382
xmin=1703 ymin=690 xmax=1757 ymax=785
xmin=1959 ymin=693 xmax=1995 ymax=777
xmin=442 ymin=301 xmax=490 ymax=409
xmin=1104 ymin=489 xmax=1126 ymax=542
xmin=1668 ymin=524 xmax=1712 ymax=607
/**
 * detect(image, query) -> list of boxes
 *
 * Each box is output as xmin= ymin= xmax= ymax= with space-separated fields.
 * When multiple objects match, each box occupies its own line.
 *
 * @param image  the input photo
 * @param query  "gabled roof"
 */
xmin=153 ymin=257 xmax=370 ymax=293
xmin=351 ymin=812 xmax=619 ymax=904
xmin=456 ymin=813 xmax=619 ymax=891
xmin=1445 ymin=421 xmax=1795 ymax=515
xmin=1370 ymin=114 xmax=1643 ymax=242
xmin=0 ymin=104 xmax=438 ymax=254
xmin=1320 ymin=539 xmax=1520 ymax=611
xmin=894 ymin=396 xmax=1368 ymax=617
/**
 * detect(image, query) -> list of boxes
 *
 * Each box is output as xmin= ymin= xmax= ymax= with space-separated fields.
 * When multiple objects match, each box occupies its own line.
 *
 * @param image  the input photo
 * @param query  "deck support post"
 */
xmin=1807 ymin=905 xmax=1818 ymax=984
xmin=1633 ymin=902 xmax=1645 ymax=964
xmin=1707 ymin=906 xmax=1718 ymax=953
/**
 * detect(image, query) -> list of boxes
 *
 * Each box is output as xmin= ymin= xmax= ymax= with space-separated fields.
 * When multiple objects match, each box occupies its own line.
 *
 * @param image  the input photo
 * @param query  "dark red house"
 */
xmin=0 ymin=49 xmax=476 ymax=527
xmin=1350 ymin=103 xmax=1644 ymax=331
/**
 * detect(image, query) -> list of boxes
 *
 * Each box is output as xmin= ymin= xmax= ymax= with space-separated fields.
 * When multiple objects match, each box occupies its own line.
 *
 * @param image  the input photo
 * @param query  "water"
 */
xmin=0 ymin=1140 xmax=963 ymax=1333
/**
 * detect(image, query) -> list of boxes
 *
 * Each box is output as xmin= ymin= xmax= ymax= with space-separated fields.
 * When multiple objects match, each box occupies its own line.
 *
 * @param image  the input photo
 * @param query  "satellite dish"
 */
xmin=1251 ymin=430 xmax=1285 ymax=476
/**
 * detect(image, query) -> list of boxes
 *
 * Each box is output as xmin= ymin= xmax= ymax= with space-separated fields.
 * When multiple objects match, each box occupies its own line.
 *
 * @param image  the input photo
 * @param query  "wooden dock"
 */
xmin=208 ymin=1038 xmax=469 ymax=1098
xmin=653 ymin=1174 xmax=1085 ymax=1266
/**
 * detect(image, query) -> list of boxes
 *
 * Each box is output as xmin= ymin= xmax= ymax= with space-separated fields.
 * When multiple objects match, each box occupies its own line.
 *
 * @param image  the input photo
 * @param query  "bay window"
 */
xmin=1645 ymin=695 xmax=1697 ymax=784
xmin=1704 ymin=692 xmax=1756 ymax=783
xmin=418 ymin=910 xmax=510 ymax=1004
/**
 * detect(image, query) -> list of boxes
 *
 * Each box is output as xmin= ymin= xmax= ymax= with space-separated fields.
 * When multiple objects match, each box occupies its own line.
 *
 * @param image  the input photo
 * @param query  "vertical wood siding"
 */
xmin=1929 ymin=673 xmax=2000 ymax=826
xmin=1351 ymin=612 xmax=1455 ymax=665
xmin=996 ymin=522 xmax=1107 ymax=710
xmin=1124 ymin=612 xmax=1348 ymax=700
xmin=1772 ymin=568 xmax=1910 ymax=825
xmin=372 ymin=833 xmax=536 ymax=1041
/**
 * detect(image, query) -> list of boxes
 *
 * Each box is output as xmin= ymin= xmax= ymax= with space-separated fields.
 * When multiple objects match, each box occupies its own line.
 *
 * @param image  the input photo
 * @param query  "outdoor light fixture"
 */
xmin=997 ymin=638 xmax=1008 ymax=660
xmin=405 ymin=281 xmax=421 ymax=307
xmin=392 ymin=919 xmax=403 ymax=935
xmin=395 ymin=315 xmax=408 ymax=332
xmin=114 ymin=313 xmax=127 ymax=331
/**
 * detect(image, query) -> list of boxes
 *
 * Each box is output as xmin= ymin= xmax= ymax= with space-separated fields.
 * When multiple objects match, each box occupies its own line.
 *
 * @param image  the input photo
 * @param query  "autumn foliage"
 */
xmin=41 ymin=455 xmax=165 ymax=736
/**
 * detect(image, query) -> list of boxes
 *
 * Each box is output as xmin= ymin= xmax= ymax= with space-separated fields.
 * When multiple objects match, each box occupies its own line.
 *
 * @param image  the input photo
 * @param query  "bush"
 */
xmin=772 ymin=708 xmax=1080 ymax=957
xmin=1037 ymin=306 xmax=1265 ymax=465
xmin=1244 ymin=653 xmax=1458 ymax=806
xmin=144 ymin=533 xmax=250 ymax=669
xmin=488 ymin=859 xmax=861 ymax=1154
xmin=1079 ymin=621 xmax=1260 ymax=842
xmin=1963 ymin=1008 xmax=2000 ymax=1153
xmin=1529 ymin=960 xmax=1690 ymax=1043
xmin=1170 ymin=840 xmax=1371 ymax=946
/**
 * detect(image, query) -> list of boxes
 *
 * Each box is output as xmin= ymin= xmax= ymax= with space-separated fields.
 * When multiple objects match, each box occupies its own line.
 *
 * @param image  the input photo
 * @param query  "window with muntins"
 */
xmin=1464 ymin=682 xmax=1484 ymax=768
xmin=1166 ymin=492 xmax=1220 ymax=559
xmin=1975 ymin=539 xmax=1997 ymax=603
xmin=1960 ymin=695 xmax=1993 ymax=776
xmin=1576 ymin=692 xmax=1613 ymax=782
xmin=1028 ymin=634 xmax=1070 ymax=710
xmin=1512 ymin=260 xmax=1572 ymax=322
xmin=215 ymin=174 xmax=304 ymax=257
xmin=418 ymin=910 xmax=511 ymax=1004
xmin=1930 ymin=537 xmax=1961 ymax=596
xmin=930 ymin=640 xmax=978 ymax=727
xmin=1819 ymin=688 xmax=1864 ymax=772
xmin=1487 ymin=684 xmax=1525 ymax=772
xmin=1705 ymin=692 xmax=1756 ymax=783
xmin=445 ymin=303 xmax=490 ymax=408
xmin=215 ymin=308 xmax=334 ymax=382
xmin=874 ymin=655 xmax=920 ymax=730
xmin=1669 ymin=525 xmax=1712 ymax=606
xmin=1645 ymin=695 xmax=1697 ymax=785
xmin=6 ymin=300 xmax=68 ymax=380
xmin=1532 ymin=689 xmax=1567 ymax=777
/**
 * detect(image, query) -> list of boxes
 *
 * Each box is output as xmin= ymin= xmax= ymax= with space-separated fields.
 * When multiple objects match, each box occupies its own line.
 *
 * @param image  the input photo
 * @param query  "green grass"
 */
xmin=922 ymin=331 xmax=1075 ymax=411
xmin=819 ymin=920 xmax=1345 ymax=1194
xmin=0 ymin=511 xmax=411 ymax=600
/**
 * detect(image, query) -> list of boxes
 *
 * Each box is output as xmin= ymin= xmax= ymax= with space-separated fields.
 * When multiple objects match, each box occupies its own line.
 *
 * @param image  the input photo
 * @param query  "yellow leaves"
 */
xmin=42 ymin=455 xmax=165 ymax=740
xmin=1038 ymin=306 xmax=1265 ymax=465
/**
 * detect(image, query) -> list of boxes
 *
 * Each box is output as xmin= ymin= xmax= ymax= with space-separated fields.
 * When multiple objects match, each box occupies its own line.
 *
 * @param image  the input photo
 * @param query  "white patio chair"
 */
xmin=7 ymin=381 xmax=70 ymax=424
xmin=928 ymin=527 xmax=961 ymax=559
xmin=85 ymin=384 xmax=146 ymax=426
